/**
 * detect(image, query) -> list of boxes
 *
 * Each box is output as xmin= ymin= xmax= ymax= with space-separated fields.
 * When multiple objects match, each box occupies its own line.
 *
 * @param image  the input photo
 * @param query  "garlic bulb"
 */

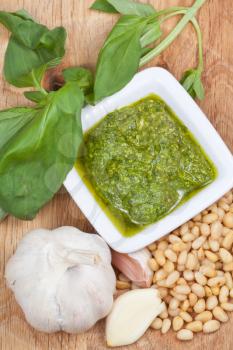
xmin=111 ymin=248 xmax=153 ymax=287
xmin=5 ymin=226 xmax=116 ymax=333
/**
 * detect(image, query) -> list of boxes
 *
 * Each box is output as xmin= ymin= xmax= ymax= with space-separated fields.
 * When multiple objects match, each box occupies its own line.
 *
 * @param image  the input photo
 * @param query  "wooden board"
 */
xmin=0 ymin=0 xmax=233 ymax=349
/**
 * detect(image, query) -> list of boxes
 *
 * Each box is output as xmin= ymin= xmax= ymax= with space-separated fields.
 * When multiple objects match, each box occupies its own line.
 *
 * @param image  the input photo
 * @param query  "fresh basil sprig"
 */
xmin=91 ymin=0 xmax=155 ymax=16
xmin=0 ymin=10 xmax=66 ymax=88
xmin=91 ymin=0 xmax=207 ymax=102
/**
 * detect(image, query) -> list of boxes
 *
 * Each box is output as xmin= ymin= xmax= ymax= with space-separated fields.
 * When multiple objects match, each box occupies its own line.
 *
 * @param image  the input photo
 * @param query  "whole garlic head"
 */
xmin=5 ymin=226 xmax=116 ymax=333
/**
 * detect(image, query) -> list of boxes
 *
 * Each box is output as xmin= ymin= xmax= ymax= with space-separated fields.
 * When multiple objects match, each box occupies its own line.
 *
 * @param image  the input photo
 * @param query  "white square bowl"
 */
xmin=64 ymin=67 xmax=233 ymax=253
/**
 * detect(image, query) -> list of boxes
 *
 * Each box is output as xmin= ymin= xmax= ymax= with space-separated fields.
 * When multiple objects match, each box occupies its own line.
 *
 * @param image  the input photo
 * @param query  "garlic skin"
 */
xmin=5 ymin=226 xmax=116 ymax=333
xmin=106 ymin=288 xmax=165 ymax=347
xmin=111 ymin=248 xmax=153 ymax=287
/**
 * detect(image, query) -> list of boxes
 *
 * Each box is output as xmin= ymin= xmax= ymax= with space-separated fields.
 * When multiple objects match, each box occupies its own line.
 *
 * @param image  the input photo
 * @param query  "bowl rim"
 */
xmin=64 ymin=67 xmax=233 ymax=253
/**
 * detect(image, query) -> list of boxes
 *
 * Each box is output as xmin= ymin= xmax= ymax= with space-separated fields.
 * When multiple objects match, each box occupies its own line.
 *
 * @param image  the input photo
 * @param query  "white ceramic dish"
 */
xmin=64 ymin=67 xmax=233 ymax=253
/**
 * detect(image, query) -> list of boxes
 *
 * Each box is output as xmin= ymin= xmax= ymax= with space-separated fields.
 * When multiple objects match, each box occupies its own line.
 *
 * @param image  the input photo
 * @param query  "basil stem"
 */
xmin=139 ymin=0 xmax=206 ymax=67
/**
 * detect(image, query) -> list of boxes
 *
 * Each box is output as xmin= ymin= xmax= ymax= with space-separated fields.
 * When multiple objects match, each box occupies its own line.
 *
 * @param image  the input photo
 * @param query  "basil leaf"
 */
xmin=0 ymin=11 xmax=66 ymax=88
xmin=0 ymin=207 xmax=7 ymax=221
xmin=24 ymin=91 xmax=46 ymax=103
xmin=180 ymin=69 xmax=204 ymax=100
xmin=90 ymin=0 xmax=118 ymax=13
xmin=0 ymin=82 xmax=84 ymax=219
xmin=63 ymin=67 xmax=94 ymax=94
xmin=0 ymin=107 xmax=37 ymax=149
xmin=91 ymin=0 xmax=155 ymax=16
xmin=94 ymin=16 xmax=148 ymax=102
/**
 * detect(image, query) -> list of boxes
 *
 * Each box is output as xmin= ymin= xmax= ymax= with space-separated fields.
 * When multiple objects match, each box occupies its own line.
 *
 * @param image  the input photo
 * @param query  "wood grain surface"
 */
xmin=0 ymin=0 xmax=233 ymax=349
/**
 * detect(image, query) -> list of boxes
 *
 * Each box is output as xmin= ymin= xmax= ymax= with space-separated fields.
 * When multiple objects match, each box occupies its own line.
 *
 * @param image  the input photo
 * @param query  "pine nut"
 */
xmin=166 ymin=271 xmax=180 ymax=287
xmin=159 ymin=310 xmax=168 ymax=319
xmin=164 ymin=249 xmax=177 ymax=263
xmin=189 ymin=293 xmax=198 ymax=307
xmin=219 ymin=285 xmax=229 ymax=303
xmin=148 ymin=258 xmax=159 ymax=271
xmin=193 ymin=299 xmax=205 ymax=313
xmin=181 ymin=300 xmax=189 ymax=311
xmin=199 ymin=265 xmax=216 ymax=278
xmin=172 ymin=316 xmax=184 ymax=331
xmin=169 ymin=298 xmax=179 ymax=310
xmin=180 ymin=223 xmax=189 ymax=235
xmin=186 ymin=321 xmax=203 ymax=332
xmin=148 ymin=243 xmax=157 ymax=251
xmin=210 ymin=221 xmax=223 ymax=239
xmin=168 ymin=234 xmax=181 ymax=243
xmin=223 ymin=261 xmax=233 ymax=271
xmin=222 ymin=231 xmax=233 ymax=250
xmin=203 ymin=213 xmax=218 ymax=224
xmin=172 ymin=242 xmax=187 ymax=252
xmin=163 ymin=260 xmax=175 ymax=274
xmin=213 ymin=306 xmax=229 ymax=322
xmin=151 ymin=317 xmax=163 ymax=330
xmin=203 ymin=320 xmax=220 ymax=333
xmin=207 ymin=276 xmax=225 ymax=287
xmin=116 ymin=280 xmax=131 ymax=289
xmin=194 ymin=271 xmax=207 ymax=285
xmin=192 ymin=236 xmax=206 ymax=250
xmin=230 ymin=288 xmax=233 ymax=298
xmin=219 ymin=248 xmax=233 ymax=264
xmin=182 ymin=233 xmax=195 ymax=242
xmin=170 ymin=292 xmax=187 ymax=301
xmin=180 ymin=311 xmax=193 ymax=323
xmin=154 ymin=250 xmax=166 ymax=266
xmin=205 ymin=250 xmax=219 ymax=263
xmin=211 ymin=286 xmax=220 ymax=296
xmin=205 ymin=286 xmax=212 ymax=297
xmin=161 ymin=318 xmax=171 ymax=334
xmin=191 ymin=225 xmax=200 ymax=237
xmin=195 ymin=311 xmax=213 ymax=322
xmin=154 ymin=269 xmax=167 ymax=282
xmin=193 ymin=214 xmax=202 ymax=222
xmin=158 ymin=241 xmax=168 ymax=251
xmin=225 ymin=272 xmax=233 ymax=289
xmin=221 ymin=303 xmax=233 ymax=312
xmin=177 ymin=329 xmax=193 ymax=341
xmin=183 ymin=270 xmax=194 ymax=281
xmin=209 ymin=240 xmax=220 ymax=252
xmin=177 ymin=277 xmax=187 ymax=285
xmin=174 ymin=285 xmax=191 ymax=294
xmin=200 ymin=223 xmax=210 ymax=236
xmin=157 ymin=287 xmax=168 ymax=298
xmin=157 ymin=279 xmax=167 ymax=287
xmin=223 ymin=213 xmax=233 ymax=228
xmin=191 ymin=283 xmax=205 ymax=298
xmin=178 ymin=251 xmax=188 ymax=265
xmin=206 ymin=296 xmax=218 ymax=310
xmin=186 ymin=253 xmax=197 ymax=270
xmin=168 ymin=308 xmax=180 ymax=317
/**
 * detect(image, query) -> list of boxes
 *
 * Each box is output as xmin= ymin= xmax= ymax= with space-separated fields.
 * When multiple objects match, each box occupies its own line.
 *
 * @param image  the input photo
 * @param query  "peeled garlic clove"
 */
xmin=111 ymin=248 xmax=153 ymax=287
xmin=106 ymin=288 xmax=165 ymax=347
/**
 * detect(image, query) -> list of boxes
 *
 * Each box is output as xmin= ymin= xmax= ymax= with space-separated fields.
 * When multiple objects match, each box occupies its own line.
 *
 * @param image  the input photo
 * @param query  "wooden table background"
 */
xmin=0 ymin=0 xmax=232 ymax=349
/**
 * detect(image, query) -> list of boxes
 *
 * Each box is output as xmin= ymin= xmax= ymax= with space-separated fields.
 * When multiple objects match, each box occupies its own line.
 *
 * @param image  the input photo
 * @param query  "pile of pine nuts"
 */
xmin=116 ymin=189 xmax=233 ymax=341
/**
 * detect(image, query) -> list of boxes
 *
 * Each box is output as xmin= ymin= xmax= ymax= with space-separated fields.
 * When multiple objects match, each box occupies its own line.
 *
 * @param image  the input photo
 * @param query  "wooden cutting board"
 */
xmin=0 ymin=0 xmax=233 ymax=349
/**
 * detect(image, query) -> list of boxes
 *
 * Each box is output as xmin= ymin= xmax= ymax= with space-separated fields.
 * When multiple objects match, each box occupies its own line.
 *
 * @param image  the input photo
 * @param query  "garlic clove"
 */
xmin=106 ymin=288 xmax=165 ymax=347
xmin=111 ymin=248 xmax=153 ymax=287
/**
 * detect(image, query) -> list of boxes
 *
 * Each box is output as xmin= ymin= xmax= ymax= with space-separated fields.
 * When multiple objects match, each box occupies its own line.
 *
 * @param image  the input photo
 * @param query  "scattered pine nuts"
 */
xmin=116 ymin=190 xmax=233 ymax=342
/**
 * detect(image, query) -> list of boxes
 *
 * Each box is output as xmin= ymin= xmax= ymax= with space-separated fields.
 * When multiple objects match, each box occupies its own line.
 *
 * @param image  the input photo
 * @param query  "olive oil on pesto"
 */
xmin=76 ymin=94 xmax=217 ymax=237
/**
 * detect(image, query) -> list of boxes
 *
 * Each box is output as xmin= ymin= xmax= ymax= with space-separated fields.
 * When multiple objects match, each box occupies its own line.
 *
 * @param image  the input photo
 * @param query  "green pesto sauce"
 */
xmin=76 ymin=94 xmax=217 ymax=236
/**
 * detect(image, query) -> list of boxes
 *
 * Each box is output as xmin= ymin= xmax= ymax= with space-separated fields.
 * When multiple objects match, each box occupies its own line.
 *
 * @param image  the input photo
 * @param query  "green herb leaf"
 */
xmin=0 ymin=82 xmax=84 ymax=219
xmin=0 ymin=10 xmax=66 ymax=88
xmin=180 ymin=69 xmax=204 ymax=100
xmin=91 ymin=0 xmax=155 ymax=16
xmin=90 ymin=0 xmax=118 ymax=13
xmin=140 ymin=21 xmax=162 ymax=48
xmin=24 ymin=91 xmax=47 ymax=103
xmin=0 ymin=207 xmax=7 ymax=221
xmin=63 ymin=67 xmax=94 ymax=94
xmin=94 ymin=15 xmax=148 ymax=102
